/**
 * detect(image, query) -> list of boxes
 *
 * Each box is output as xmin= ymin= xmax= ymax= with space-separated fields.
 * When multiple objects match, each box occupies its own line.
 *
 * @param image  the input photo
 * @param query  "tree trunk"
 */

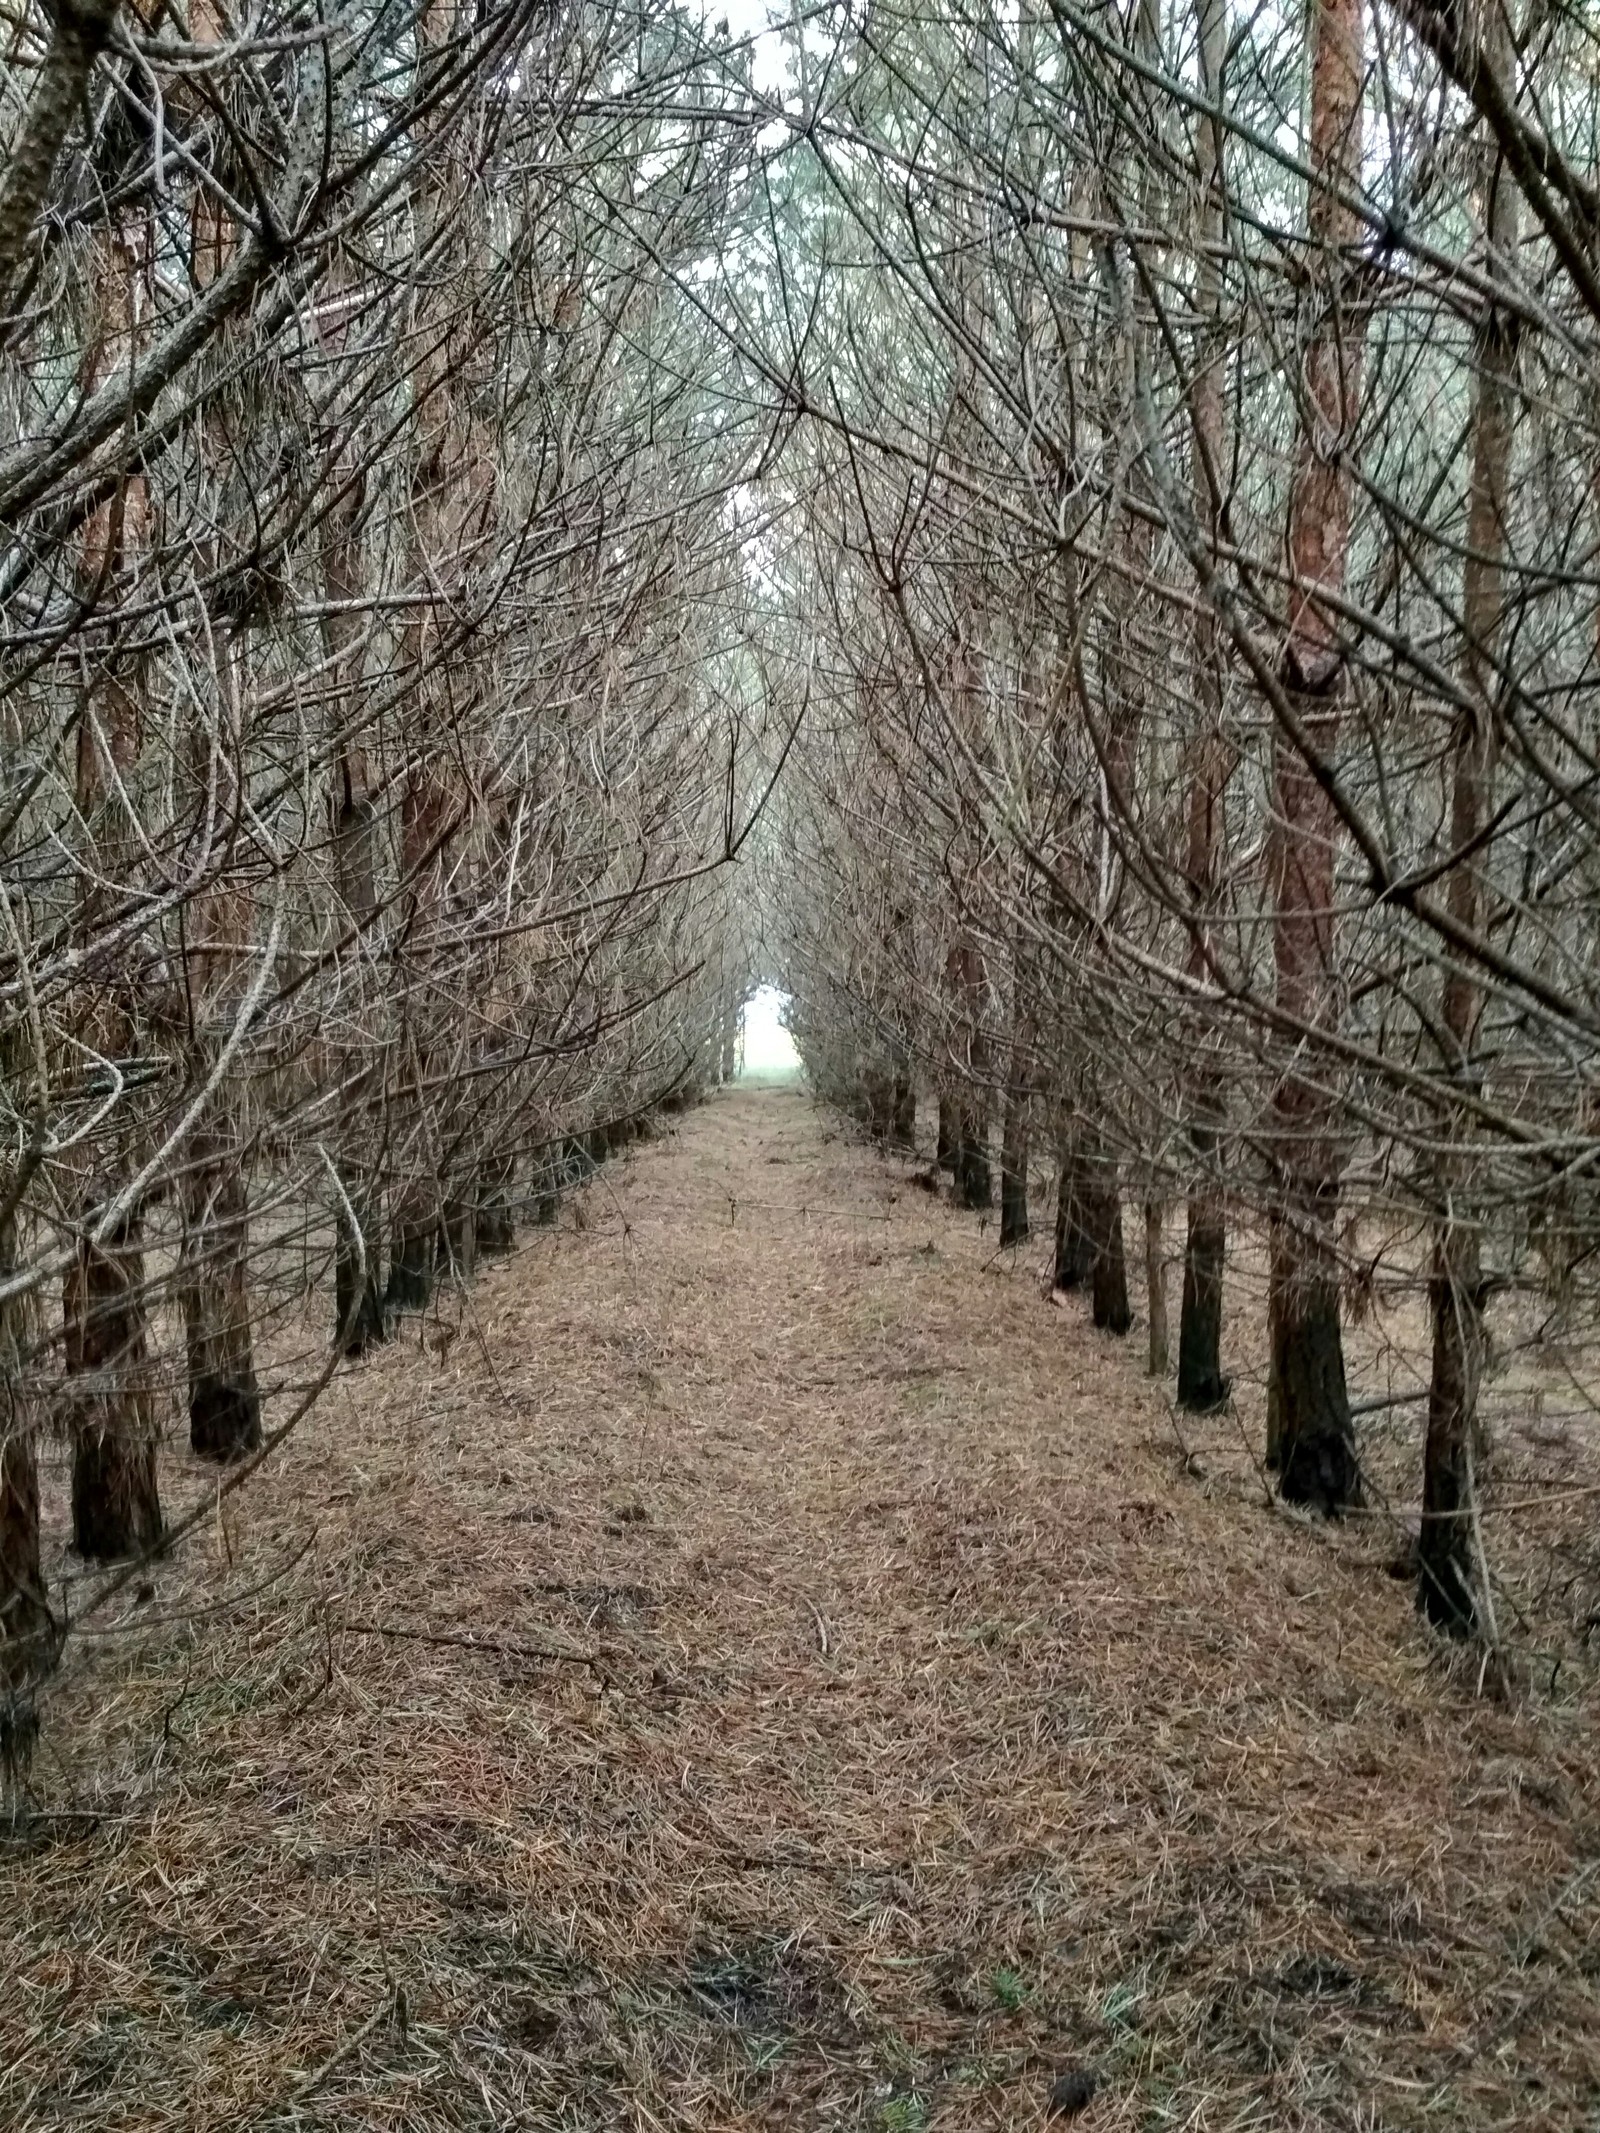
xmin=180 ymin=1131 xmax=262 ymax=1461
xmin=1053 ymin=1136 xmax=1094 ymax=1290
xmin=438 ymin=1188 xmax=476 ymax=1281
xmin=936 ymin=1092 xmax=955 ymax=1172
xmin=1267 ymin=0 xmax=1364 ymax=1513
xmin=891 ymin=1071 xmax=917 ymax=1147
xmin=1177 ymin=1174 xmax=1228 ymax=1409
xmin=1145 ymin=1200 xmax=1169 ymax=1375
xmin=329 ymin=792 xmax=386 ymax=1354
xmin=1176 ymin=0 xmax=1233 ymax=1416
xmin=954 ymin=1103 xmax=992 ymax=1210
xmin=476 ymin=1153 xmax=517 ymax=1257
xmin=864 ymin=1067 xmax=893 ymax=1140
xmin=386 ymin=1200 xmax=435 ymax=1313
xmin=1420 ymin=1233 xmax=1485 ymax=1632
xmin=1000 ymin=941 xmax=1031 ymax=1246
xmin=1000 ymin=1089 xmax=1029 ymax=1247
xmin=322 ymin=481 xmax=388 ymax=1358
xmin=65 ymin=1203 xmax=163 ymax=1561
xmin=1086 ymin=1155 xmax=1131 ymax=1335
xmin=1420 ymin=75 xmax=1518 ymax=1634
xmin=335 ymin=1165 xmax=387 ymax=1355
xmin=0 ymin=1214 xmax=53 ymax=1805
xmin=1271 ymin=1198 xmax=1360 ymax=1511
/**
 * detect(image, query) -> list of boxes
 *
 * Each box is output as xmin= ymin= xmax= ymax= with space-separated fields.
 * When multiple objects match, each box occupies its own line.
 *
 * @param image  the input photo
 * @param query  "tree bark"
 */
xmin=0 ymin=1213 xmax=53 ymax=1804
xmin=476 ymin=1154 xmax=517 ymax=1257
xmin=954 ymin=1105 xmax=992 ymax=1211
xmin=1420 ymin=83 xmax=1518 ymax=1634
xmin=1145 ymin=1200 xmax=1169 ymax=1375
xmin=1086 ymin=1151 xmax=1131 ymax=1335
xmin=65 ymin=1204 xmax=163 ymax=1561
xmin=1177 ymin=0 xmax=1233 ymax=1414
xmin=180 ymin=1132 xmax=262 ymax=1461
xmin=891 ymin=1065 xmax=917 ymax=1147
xmin=1000 ymin=1093 xmax=1029 ymax=1247
xmin=1177 ymin=1173 xmax=1228 ymax=1409
xmin=1053 ymin=1133 xmax=1094 ymax=1290
xmin=1267 ymin=0 xmax=1365 ymax=1513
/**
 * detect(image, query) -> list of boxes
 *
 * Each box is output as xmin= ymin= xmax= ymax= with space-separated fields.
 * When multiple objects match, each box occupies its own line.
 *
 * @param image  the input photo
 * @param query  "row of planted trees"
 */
xmin=8 ymin=0 xmax=1600 ymax=1780
xmin=0 ymin=0 xmax=776 ymax=1786
xmin=734 ymin=0 xmax=1600 ymax=1662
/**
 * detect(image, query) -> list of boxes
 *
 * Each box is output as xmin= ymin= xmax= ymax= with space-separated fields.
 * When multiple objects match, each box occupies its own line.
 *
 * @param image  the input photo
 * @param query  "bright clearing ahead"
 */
xmin=740 ymin=985 xmax=801 ymax=1077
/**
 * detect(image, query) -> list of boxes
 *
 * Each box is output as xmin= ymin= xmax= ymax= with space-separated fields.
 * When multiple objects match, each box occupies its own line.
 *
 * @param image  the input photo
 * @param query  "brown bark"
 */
xmin=1268 ymin=0 xmax=1365 ymax=1513
xmin=1177 ymin=0 xmax=1233 ymax=1413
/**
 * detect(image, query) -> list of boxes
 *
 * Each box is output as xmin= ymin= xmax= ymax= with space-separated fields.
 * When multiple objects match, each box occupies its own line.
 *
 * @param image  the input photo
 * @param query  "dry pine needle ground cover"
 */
xmin=3 ymin=1082 xmax=1598 ymax=2132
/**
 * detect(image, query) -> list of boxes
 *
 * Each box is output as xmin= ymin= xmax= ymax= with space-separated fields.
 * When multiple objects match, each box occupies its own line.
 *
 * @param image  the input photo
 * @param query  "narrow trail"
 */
xmin=5 ymin=1085 xmax=1593 ymax=2130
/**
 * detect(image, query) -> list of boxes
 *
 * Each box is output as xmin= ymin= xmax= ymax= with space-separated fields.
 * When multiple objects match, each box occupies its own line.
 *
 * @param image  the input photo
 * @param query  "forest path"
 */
xmin=6 ymin=1083 xmax=1594 ymax=2130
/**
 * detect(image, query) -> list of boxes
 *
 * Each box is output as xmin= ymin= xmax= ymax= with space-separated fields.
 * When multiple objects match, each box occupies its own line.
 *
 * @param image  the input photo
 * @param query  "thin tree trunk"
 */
xmin=1000 ymin=1092 xmax=1029 ymax=1247
xmin=1145 ymin=1200 xmax=1169 ymax=1375
xmin=1177 ymin=1171 xmax=1228 ymax=1408
xmin=476 ymin=1153 xmax=517 ymax=1257
xmin=0 ymin=1212 xmax=53 ymax=1806
xmin=891 ymin=1060 xmax=917 ymax=1147
xmin=1053 ymin=1131 xmax=1094 ymax=1290
xmin=1421 ymin=90 xmax=1518 ymax=1634
xmin=1177 ymin=0 xmax=1233 ymax=1413
xmin=180 ymin=1130 xmax=262 ymax=1460
xmin=1086 ymin=1148 xmax=1131 ymax=1334
xmin=1000 ymin=936 xmax=1031 ymax=1246
xmin=65 ymin=1204 xmax=162 ymax=1561
xmin=331 ymin=790 xmax=387 ymax=1352
xmin=955 ymin=1103 xmax=992 ymax=1211
xmin=1268 ymin=0 xmax=1365 ymax=1514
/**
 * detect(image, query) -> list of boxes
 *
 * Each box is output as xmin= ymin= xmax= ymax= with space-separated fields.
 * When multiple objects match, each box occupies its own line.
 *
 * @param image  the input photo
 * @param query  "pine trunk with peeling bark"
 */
xmin=1268 ymin=0 xmax=1365 ymax=1514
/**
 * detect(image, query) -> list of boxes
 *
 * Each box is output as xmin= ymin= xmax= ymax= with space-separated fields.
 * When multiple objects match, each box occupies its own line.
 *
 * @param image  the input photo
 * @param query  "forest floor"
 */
xmin=4 ymin=1081 xmax=1599 ymax=2132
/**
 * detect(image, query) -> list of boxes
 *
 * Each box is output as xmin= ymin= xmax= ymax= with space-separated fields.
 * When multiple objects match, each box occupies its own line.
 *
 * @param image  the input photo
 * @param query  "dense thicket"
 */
xmin=5 ymin=0 xmax=1600 ymax=1789
xmin=726 ymin=0 xmax=1600 ymax=1659
xmin=0 ymin=0 xmax=777 ymax=1787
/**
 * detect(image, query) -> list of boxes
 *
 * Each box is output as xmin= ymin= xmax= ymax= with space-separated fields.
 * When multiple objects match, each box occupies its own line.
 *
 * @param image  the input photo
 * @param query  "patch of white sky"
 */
xmin=713 ymin=0 xmax=799 ymax=100
xmin=740 ymin=984 xmax=802 ymax=1074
